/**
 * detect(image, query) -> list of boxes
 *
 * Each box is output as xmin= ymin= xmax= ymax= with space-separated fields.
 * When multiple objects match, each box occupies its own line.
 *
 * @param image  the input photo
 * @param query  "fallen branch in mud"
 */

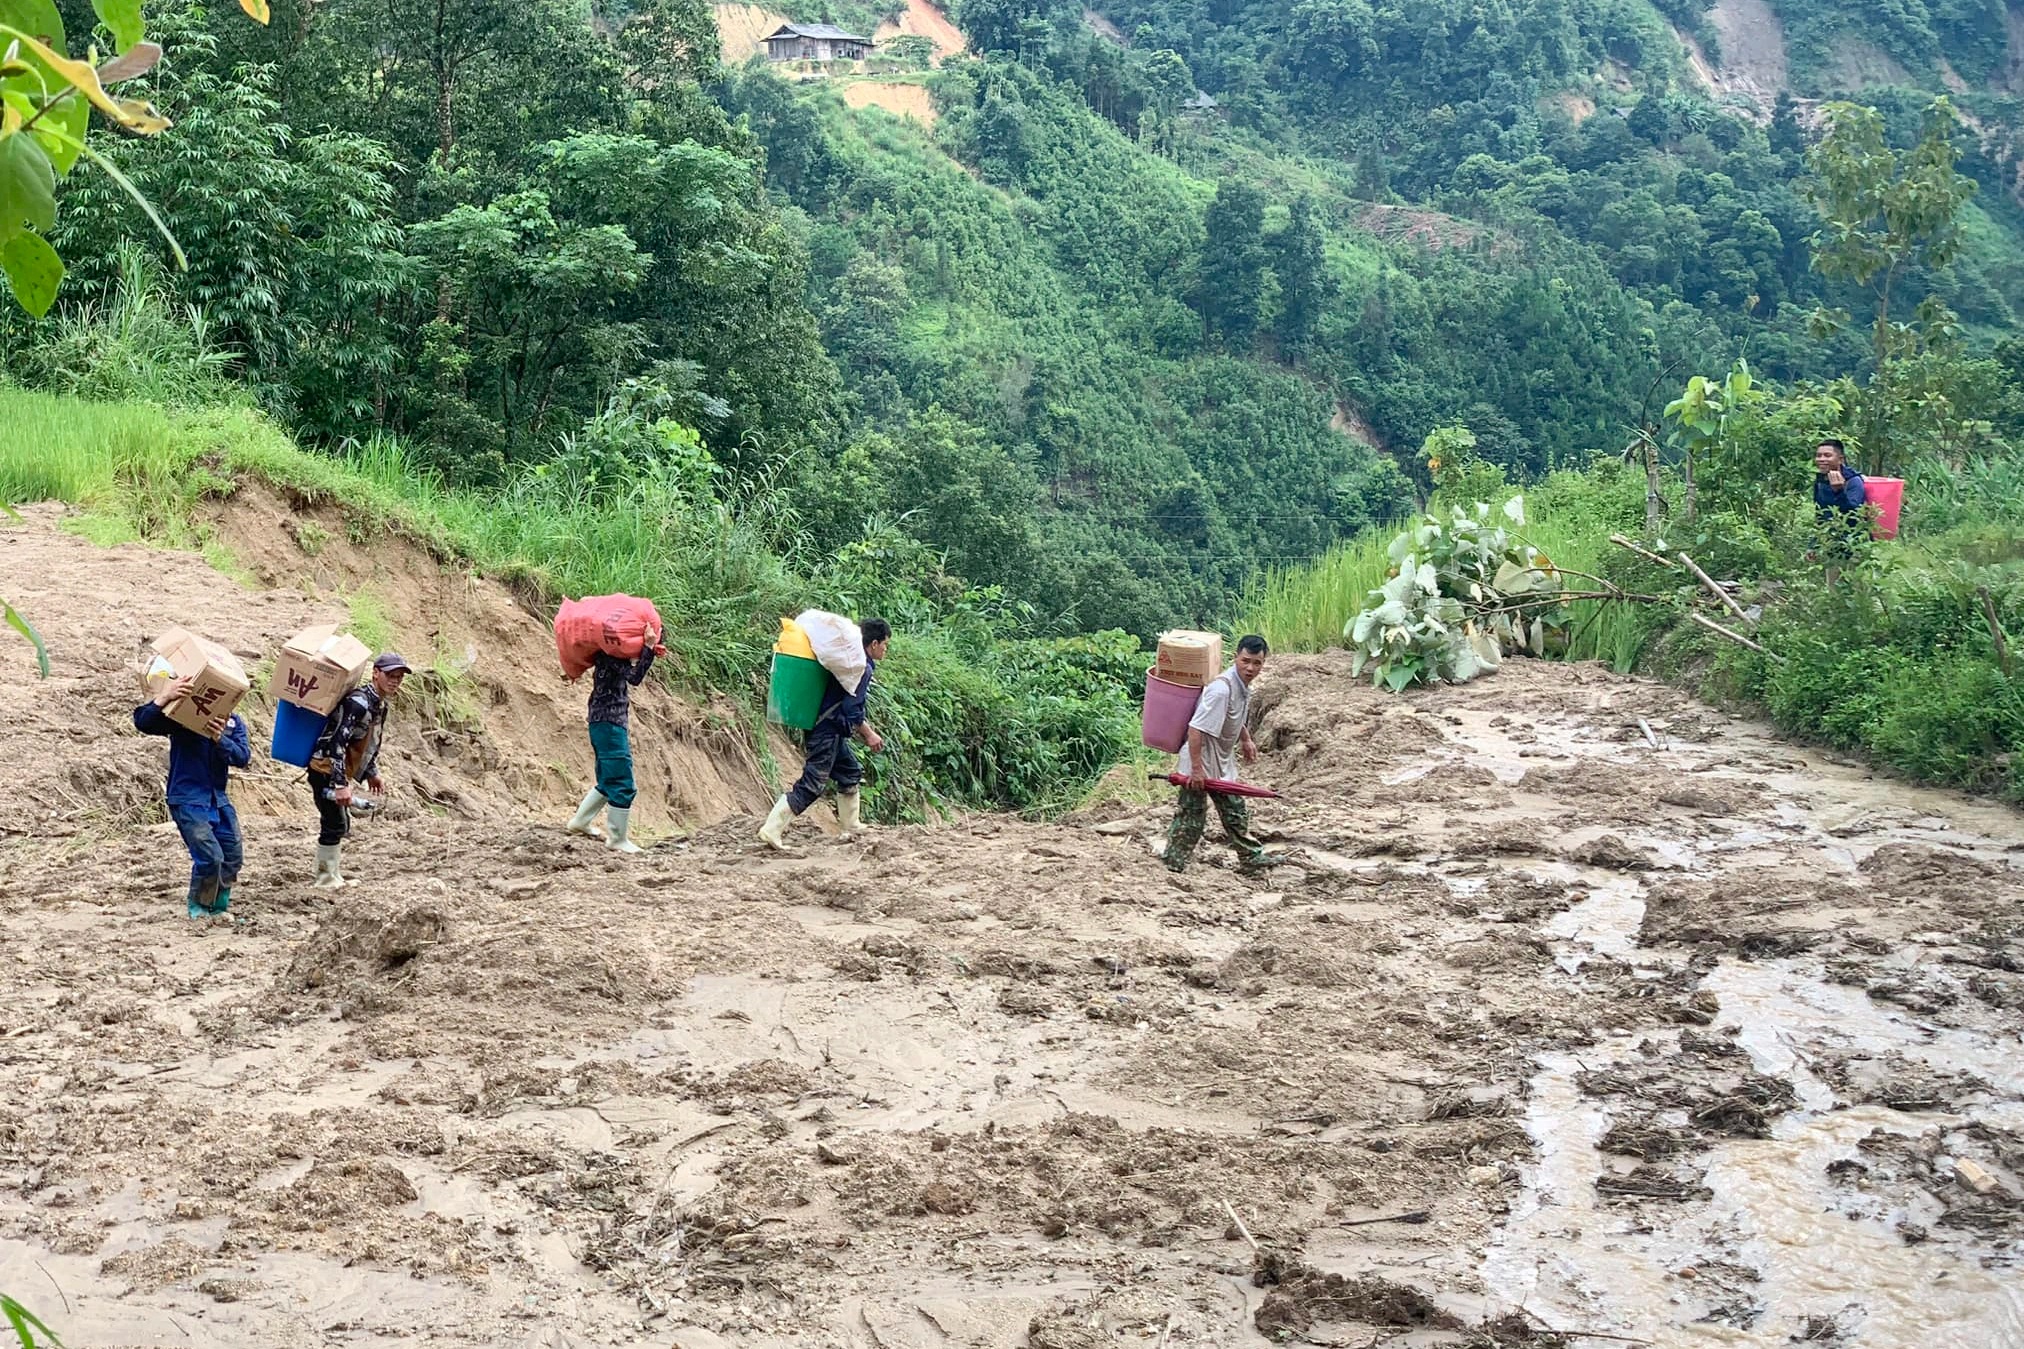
xmin=1678 ymin=552 xmax=1754 ymax=628
xmin=1337 ymin=1210 xmax=1431 ymax=1228
xmin=1519 ymin=1305 xmax=1656 ymax=1345
xmin=1687 ymin=611 xmax=1785 ymax=662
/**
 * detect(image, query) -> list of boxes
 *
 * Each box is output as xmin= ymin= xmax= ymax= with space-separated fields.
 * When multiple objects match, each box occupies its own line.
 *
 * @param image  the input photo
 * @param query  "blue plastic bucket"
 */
xmin=270 ymin=698 xmax=326 ymax=768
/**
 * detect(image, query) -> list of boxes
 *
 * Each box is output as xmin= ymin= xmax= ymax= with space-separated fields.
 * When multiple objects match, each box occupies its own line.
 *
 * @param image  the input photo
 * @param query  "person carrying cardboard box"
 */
xmin=307 ymin=652 xmax=409 ymax=889
xmin=563 ymin=627 xmax=668 ymax=854
xmin=134 ymin=674 xmax=252 ymax=918
xmin=1161 ymin=634 xmax=1285 ymax=875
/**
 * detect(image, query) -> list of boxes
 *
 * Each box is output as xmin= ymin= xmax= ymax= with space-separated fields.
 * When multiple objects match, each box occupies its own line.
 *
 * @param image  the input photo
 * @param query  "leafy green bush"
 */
xmin=1346 ymin=495 xmax=1568 ymax=690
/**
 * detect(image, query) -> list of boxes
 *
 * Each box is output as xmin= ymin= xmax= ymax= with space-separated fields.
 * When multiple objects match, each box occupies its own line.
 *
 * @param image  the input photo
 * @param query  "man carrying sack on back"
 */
xmin=1162 ymin=634 xmax=1283 ymax=875
xmin=307 ymin=652 xmax=408 ymax=889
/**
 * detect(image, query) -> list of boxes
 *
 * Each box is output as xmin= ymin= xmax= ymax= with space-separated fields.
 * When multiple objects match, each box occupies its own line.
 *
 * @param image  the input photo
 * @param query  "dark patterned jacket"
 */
xmin=589 ymin=648 xmax=656 ymax=727
xmin=311 ymin=683 xmax=387 ymax=788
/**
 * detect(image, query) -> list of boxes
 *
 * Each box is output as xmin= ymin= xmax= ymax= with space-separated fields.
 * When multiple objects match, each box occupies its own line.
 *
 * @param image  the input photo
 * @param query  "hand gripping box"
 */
xmin=144 ymin=628 xmax=251 ymax=735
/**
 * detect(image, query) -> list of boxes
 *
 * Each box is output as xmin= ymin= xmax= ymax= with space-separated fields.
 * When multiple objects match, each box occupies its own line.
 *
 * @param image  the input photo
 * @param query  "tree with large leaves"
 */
xmin=0 ymin=0 xmax=267 ymax=316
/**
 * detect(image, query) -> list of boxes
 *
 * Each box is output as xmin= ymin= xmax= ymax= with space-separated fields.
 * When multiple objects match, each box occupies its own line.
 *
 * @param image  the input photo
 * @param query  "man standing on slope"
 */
xmin=564 ymin=625 xmax=667 ymax=854
xmin=1162 ymin=634 xmax=1282 ymax=874
xmin=307 ymin=652 xmax=408 ymax=889
xmin=759 ymin=618 xmax=890 ymax=849
xmin=134 ymin=675 xmax=251 ymax=918
xmin=1812 ymin=438 xmax=1868 ymax=584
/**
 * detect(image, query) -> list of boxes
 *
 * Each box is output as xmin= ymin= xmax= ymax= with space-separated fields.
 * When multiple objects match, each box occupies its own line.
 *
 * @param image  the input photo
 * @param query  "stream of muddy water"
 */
xmin=1442 ymin=704 xmax=2024 ymax=1347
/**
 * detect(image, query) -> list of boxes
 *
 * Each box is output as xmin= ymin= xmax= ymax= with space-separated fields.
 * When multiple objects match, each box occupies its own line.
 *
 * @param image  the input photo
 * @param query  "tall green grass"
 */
xmin=0 ymin=391 xmax=181 ymax=505
xmin=1241 ymin=467 xmax=1659 ymax=669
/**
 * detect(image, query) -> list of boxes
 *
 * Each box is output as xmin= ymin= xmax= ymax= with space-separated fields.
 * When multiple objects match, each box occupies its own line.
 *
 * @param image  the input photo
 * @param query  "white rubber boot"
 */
xmin=312 ymin=842 xmax=345 ymax=890
xmin=566 ymin=787 xmax=608 ymax=838
xmin=836 ymin=790 xmax=863 ymax=840
xmin=605 ymin=806 xmax=642 ymax=854
xmin=758 ymin=795 xmax=794 ymax=850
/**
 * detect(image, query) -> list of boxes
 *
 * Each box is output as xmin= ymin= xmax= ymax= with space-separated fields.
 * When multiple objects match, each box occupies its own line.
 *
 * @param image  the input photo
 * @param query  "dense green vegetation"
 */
xmin=1249 ymin=99 xmax=2023 ymax=799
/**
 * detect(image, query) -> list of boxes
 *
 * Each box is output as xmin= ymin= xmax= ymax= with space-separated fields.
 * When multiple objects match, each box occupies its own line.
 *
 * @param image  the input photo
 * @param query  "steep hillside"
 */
xmin=1 ymin=498 xmax=779 ymax=841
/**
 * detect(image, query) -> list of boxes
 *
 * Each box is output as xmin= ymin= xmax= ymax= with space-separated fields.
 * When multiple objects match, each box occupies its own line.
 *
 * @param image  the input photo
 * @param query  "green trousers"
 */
xmin=1163 ymin=788 xmax=1266 ymax=871
xmin=589 ymin=721 xmax=636 ymax=809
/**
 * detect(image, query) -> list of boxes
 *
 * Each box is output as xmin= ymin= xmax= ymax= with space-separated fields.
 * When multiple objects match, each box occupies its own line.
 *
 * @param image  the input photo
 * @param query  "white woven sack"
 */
xmin=795 ymin=609 xmax=867 ymax=692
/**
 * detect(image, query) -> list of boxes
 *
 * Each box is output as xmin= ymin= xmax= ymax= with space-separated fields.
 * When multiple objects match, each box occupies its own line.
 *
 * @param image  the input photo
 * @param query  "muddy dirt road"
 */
xmin=3 ymin=512 xmax=2023 ymax=1349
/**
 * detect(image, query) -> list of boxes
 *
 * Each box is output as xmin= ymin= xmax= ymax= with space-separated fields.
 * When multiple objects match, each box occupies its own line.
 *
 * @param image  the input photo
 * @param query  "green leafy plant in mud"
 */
xmin=1 ymin=502 xmax=49 ymax=675
xmin=1347 ymin=494 xmax=1569 ymax=691
xmin=2 ymin=1293 xmax=60 ymax=1348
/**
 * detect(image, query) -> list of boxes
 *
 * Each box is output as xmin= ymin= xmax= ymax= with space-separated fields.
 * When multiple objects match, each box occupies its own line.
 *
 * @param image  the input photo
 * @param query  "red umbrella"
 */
xmin=1148 ymin=772 xmax=1283 ymax=800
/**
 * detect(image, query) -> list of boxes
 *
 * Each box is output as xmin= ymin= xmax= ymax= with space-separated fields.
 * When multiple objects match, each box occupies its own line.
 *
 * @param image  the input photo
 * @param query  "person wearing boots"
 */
xmin=307 ymin=652 xmax=407 ymax=889
xmin=1161 ymin=634 xmax=1284 ymax=875
xmin=759 ymin=618 xmax=889 ymax=849
xmin=134 ymin=674 xmax=250 ymax=918
xmin=564 ymin=626 xmax=666 ymax=853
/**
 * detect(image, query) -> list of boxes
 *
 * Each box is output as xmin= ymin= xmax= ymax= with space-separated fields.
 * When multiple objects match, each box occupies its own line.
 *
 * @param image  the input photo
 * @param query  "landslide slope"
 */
xmin=3 ymin=505 xmax=2023 ymax=1348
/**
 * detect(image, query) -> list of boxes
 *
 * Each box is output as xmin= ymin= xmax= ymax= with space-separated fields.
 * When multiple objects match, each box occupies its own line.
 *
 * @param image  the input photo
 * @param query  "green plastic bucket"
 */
xmin=767 ymin=652 xmax=828 ymax=730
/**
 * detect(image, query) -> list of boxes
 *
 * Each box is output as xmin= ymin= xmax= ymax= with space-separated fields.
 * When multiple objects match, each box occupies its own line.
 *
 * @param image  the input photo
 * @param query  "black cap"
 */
xmin=373 ymin=652 xmax=412 ymax=674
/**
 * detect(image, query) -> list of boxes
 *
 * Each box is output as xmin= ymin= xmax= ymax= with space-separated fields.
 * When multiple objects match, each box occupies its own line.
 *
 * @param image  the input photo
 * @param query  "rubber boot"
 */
xmin=566 ymin=787 xmax=608 ymax=838
xmin=188 ymin=874 xmax=221 ymax=918
xmin=836 ymin=790 xmax=863 ymax=840
xmin=758 ymin=795 xmax=794 ymax=850
xmin=313 ymin=842 xmax=345 ymax=890
xmin=605 ymin=806 xmax=642 ymax=854
xmin=214 ymin=887 xmax=232 ymax=914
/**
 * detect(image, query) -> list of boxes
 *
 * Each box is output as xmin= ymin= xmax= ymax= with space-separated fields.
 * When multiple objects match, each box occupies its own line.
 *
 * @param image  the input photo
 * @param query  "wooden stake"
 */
xmin=1688 ymin=611 xmax=1785 ymax=662
xmin=1220 ymin=1198 xmax=1260 ymax=1251
xmin=1608 ymin=533 xmax=1677 ymax=569
xmin=1678 ymin=552 xmax=1753 ymax=628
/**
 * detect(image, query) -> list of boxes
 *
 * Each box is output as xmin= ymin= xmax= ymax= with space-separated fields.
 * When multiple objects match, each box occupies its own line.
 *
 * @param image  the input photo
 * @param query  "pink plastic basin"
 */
xmin=1866 ymin=476 xmax=1904 ymax=540
xmin=1141 ymin=668 xmax=1203 ymax=753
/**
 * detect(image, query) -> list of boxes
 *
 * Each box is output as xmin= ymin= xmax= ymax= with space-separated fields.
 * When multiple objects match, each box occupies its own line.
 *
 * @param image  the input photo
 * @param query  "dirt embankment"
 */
xmin=873 ymin=0 xmax=967 ymax=60
xmin=3 ymin=503 xmax=2023 ymax=1348
xmin=0 ymin=490 xmax=777 ymax=848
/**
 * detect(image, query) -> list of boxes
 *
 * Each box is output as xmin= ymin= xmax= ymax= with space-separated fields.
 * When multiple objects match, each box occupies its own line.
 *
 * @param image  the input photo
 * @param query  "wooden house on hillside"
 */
xmin=762 ymin=23 xmax=873 ymax=62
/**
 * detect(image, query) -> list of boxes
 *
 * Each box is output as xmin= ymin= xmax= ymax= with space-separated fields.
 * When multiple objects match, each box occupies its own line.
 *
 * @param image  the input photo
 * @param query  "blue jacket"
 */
xmin=1814 ymin=469 xmax=1866 ymax=516
xmin=134 ymin=701 xmax=250 ymax=809
xmin=816 ymin=659 xmax=875 ymax=732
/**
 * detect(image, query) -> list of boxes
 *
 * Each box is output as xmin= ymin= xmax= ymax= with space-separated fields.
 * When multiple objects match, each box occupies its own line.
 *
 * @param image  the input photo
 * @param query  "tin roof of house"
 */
xmin=764 ymin=23 xmax=872 ymax=41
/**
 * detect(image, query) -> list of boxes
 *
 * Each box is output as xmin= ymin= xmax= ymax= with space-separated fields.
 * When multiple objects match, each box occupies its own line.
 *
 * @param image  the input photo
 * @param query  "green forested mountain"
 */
xmin=8 ymin=0 xmax=2024 ymax=637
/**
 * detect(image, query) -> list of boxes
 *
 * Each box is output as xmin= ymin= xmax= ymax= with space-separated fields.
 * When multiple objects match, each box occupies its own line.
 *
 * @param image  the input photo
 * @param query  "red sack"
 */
xmin=554 ymin=595 xmax=663 ymax=679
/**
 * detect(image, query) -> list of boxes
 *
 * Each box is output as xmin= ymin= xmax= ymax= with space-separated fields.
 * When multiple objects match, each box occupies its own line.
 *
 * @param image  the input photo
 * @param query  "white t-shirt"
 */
xmin=1176 ymin=665 xmax=1250 ymax=782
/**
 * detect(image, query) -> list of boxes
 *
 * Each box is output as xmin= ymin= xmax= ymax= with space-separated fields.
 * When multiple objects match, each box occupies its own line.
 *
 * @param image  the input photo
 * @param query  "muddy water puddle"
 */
xmin=1419 ymin=698 xmax=2024 ymax=1347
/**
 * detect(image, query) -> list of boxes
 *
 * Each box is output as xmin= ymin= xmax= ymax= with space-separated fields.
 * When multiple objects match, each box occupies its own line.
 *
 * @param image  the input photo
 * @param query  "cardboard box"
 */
xmin=144 ymin=628 xmax=250 ymax=736
xmin=1155 ymin=630 xmax=1224 ymax=688
xmin=269 ymin=623 xmax=373 ymax=715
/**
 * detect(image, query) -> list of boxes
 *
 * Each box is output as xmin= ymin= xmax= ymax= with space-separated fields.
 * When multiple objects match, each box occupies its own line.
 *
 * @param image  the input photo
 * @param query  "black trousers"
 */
xmin=308 ymin=770 xmax=350 ymax=846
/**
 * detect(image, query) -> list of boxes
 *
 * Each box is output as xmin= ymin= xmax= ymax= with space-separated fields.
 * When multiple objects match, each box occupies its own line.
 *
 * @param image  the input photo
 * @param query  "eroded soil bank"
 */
xmin=3 ymin=509 xmax=2022 ymax=1348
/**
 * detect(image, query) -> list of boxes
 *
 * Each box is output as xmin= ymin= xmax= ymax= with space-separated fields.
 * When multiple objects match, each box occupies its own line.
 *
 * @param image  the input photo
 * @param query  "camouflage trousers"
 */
xmin=1162 ymin=788 xmax=1266 ymax=871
